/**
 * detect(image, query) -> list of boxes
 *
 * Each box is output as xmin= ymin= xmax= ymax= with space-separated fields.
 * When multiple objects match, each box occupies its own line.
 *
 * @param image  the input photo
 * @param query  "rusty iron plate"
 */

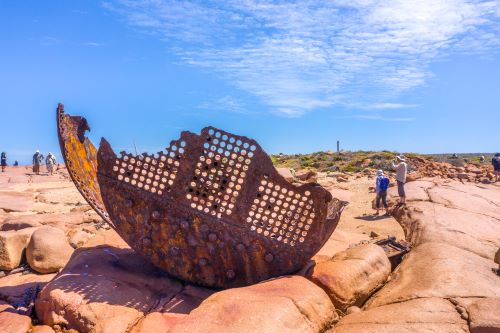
xmin=57 ymin=103 xmax=348 ymax=288
xmin=375 ymin=236 xmax=411 ymax=270
xmin=57 ymin=104 xmax=113 ymax=228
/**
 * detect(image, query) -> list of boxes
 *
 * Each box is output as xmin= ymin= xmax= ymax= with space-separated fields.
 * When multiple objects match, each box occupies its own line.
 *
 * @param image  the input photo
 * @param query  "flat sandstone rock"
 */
xmin=0 ymin=191 xmax=34 ymax=213
xmin=366 ymin=242 xmax=500 ymax=308
xmin=330 ymin=297 xmax=468 ymax=333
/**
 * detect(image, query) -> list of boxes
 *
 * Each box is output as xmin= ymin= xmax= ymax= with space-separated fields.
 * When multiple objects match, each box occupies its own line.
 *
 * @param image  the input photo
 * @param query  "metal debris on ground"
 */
xmin=375 ymin=236 xmax=411 ymax=270
xmin=57 ymin=103 xmax=348 ymax=288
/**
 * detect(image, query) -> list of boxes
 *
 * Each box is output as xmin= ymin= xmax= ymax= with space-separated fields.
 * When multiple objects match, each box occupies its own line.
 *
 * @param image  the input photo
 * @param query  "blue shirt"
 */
xmin=376 ymin=175 xmax=384 ymax=193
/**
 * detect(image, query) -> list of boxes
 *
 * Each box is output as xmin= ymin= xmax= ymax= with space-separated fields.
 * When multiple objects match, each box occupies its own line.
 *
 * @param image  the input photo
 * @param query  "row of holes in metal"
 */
xmin=246 ymin=179 xmax=315 ymax=245
xmin=187 ymin=131 xmax=255 ymax=216
xmin=113 ymin=143 xmax=185 ymax=195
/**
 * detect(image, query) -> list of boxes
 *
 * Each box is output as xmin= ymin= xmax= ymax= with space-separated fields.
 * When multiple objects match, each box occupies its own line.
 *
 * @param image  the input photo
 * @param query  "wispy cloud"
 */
xmin=84 ymin=42 xmax=104 ymax=47
xmin=72 ymin=9 xmax=89 ymax=15
xmin=40 ymin=36 xmax=61 ymax=46
xmin=350 ymin=114 xmax=416 ymax=122
xmin=105 ymin=0 xmax=500 ymax=116
xmin=198 ymin=96 xmax=251 ymax=114
xmin=343 ymin=102 xmax=420 ymax=110
xmin=354 ymin=102 xmax=420 ymax=110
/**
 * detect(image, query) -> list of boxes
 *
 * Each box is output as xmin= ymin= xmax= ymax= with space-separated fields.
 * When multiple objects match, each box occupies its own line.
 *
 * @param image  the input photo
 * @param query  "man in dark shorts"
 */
xmin=493 ymin=153 xmax=500 ymax=182
xmin=392 ymin=155 xmax=408 ymax=204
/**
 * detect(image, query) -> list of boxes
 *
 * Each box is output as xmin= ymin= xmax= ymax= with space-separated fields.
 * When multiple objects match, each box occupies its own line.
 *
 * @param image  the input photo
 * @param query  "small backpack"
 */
xmin=379 ymin=177 xmax=390 ymax=191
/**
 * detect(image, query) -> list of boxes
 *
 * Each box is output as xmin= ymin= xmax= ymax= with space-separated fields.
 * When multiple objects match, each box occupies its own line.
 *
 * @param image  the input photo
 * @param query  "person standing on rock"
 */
xmin=375 ymin=170 xmax=390 ymax=215
xmin=45 ymin=152 xmax=57 ymax=175
xmin=392 ymin=155 xmax=407 ymax=204
xmin=32 ymin=150 xmax=43 ymax=175
xmin=1 ymin=152 xmax=7 ymax=172
xmin=493 ymin=153 xmax=500 ymax=182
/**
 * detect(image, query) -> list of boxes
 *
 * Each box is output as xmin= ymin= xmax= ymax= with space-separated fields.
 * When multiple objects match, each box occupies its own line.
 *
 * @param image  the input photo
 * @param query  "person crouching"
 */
xmin=375 ymin=170 xmax=390 ymax=215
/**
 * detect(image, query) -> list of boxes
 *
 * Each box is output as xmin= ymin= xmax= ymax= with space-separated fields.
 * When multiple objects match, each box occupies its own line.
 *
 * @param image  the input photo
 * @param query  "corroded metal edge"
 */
xmin=56 ymin=103 xmax=113 ymax=228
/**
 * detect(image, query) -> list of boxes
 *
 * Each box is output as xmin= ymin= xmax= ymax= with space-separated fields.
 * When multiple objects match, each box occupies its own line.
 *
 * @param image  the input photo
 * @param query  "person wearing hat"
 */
xmin=375 ymin=169 xmax=390 ymax=215
xmin=45 ymin=152 xmax=57 ymax=175
xmin=493 ymin=153 xmax=500 ymax=182
xmin=32 ymin=150 xmax=43 ymax=175
xmin=392 ymin=155 xmax=408 ymax=204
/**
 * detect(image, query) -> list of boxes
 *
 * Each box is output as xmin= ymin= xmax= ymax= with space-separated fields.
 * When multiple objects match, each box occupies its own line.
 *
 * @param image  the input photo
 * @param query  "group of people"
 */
xmin=32 ymin=150 xmax=57 ymax=175
xmin=0 ymin=150 xmax=57 ymax=174
xmin=374 ymin=153 xmax=500 ymax=215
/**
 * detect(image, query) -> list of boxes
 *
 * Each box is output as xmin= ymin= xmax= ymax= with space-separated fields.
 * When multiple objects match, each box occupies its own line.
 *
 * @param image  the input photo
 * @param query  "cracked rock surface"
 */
xmin=329 ymin=179 xmax=500 ymax=333
xmin=2 ymin=167 xmax=499 ymax=333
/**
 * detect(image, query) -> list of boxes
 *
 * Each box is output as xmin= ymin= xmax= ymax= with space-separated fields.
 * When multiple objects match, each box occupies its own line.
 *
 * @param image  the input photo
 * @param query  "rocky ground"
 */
xmin=0 ymin=164 xmax=499 ymax=333
xmin=273 ymin=151 xmax=496 ymax=184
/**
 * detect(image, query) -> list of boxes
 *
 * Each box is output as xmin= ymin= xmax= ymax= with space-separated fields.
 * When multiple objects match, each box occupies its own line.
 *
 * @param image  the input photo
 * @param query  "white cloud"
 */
xmin=84 ymin=42 xmax=104 ymax=47
xmin=40 ymin=36 xmax=61 ymax=46
xmin=106 ymin=0 xmax=500 ymax=116
xmin=365 ymin=103 xmax=419 ymax=110
xmin=351 ymin=114 xmax=416 ymax=122
xmin=198 ymin=96 xmax=252 ymax=114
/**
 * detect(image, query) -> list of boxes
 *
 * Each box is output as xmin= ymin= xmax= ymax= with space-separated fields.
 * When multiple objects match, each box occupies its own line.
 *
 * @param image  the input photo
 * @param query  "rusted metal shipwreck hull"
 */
xmin=57 ymin=103 xmax=347 ymax=288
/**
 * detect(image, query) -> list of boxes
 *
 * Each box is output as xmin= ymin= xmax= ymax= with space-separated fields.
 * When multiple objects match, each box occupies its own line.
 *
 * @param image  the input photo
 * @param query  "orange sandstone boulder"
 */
xmin=0 ymin=227 xmax=38 ymax=270
xmin=35 ymin=246 xmax=184 ymax=333
xmin=308 ymin=244 xmax=390 ymax=312
xmin=167 ymin=276 xmax=336 ymax=333
xmin=0 ymin=311 xmax=32 ymax=333
xmin=468 ymin=298 xmax=500 ymax=333
xmin=26 ymin=226 xmax=73 ymax=273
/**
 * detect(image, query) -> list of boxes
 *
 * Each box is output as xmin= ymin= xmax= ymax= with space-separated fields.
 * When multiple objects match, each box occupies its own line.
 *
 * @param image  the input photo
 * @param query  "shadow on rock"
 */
xmin=35 ymin=246 xmax=212 ymax=333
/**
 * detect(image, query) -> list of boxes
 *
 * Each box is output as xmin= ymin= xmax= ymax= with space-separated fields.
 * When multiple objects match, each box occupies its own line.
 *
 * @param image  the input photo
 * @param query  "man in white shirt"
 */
xmin=392 ymin=155 xmax=408 ymax=204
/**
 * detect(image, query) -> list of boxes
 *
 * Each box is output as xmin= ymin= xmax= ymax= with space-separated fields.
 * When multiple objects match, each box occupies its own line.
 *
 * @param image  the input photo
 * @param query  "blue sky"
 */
xmin=1 ymin=1 xmax=499 ymax=164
